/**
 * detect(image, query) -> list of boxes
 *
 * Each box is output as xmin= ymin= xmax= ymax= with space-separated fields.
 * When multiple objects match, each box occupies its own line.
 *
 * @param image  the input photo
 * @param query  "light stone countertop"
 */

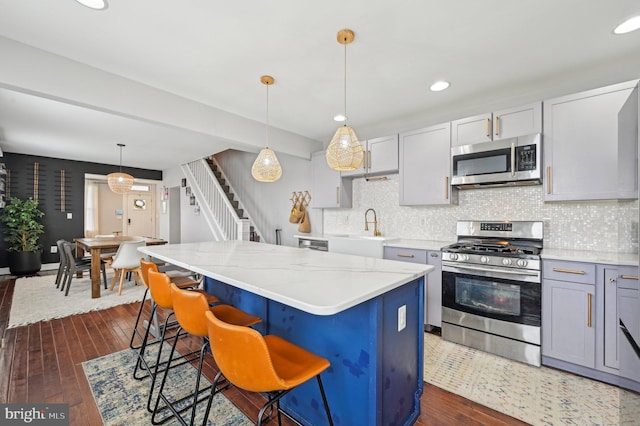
xmin=293 ymin=234 xmax=331 ymax=242
xmin=383 ymin=239 xmax=453 ymax=251
xmin=139 ymin=240 xmax=433 ymax=316
xmin=541 ymin=248 xmax=639 ymax=267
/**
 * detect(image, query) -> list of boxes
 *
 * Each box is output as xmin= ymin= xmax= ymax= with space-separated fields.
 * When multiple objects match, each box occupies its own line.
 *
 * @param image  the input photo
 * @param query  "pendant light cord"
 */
xmin=265 ymin=83 xmax=269 ymax=148
xmin=343 ymin=39 xmax=348 ymax=125
xmin=118 ymin=144 xmax=123 ymax=172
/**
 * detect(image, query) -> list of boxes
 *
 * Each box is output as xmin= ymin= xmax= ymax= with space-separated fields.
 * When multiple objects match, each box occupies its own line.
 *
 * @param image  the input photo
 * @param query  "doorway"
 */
xmin=125 ymin=189 xmax=155 ymax=237
xmin=84 ymin=175 xmax=159 ymax=238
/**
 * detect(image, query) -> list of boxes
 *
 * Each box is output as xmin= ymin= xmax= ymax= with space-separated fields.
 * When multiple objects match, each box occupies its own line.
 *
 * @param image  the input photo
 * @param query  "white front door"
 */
xmin=125 ymin=189 xmax=156 ymax=237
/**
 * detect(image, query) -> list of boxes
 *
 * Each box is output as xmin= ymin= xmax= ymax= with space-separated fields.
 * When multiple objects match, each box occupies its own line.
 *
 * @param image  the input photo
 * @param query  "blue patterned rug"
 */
xmin=82 ymin=344 xmax=253 ymax=425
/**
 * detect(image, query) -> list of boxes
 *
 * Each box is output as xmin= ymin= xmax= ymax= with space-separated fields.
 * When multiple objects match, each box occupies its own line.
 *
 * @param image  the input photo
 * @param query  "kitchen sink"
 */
xmin=327 ymin=235 xmax=398 ymax=258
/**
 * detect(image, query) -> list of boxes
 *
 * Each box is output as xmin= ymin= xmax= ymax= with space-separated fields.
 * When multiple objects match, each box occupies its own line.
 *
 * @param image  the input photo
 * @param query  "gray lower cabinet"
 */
xmin=383 ymin=246 xmax=442 ymax=328
xmin=399 ymin=122 xmax=454 ymax=206
xmin=619 ymin=286 xmax=640 ymax=384
xmin=542 ymin=261 xmax=596 ymax=368
xmin=543 ymin=80 xmax=639 ymax=201
xmin=543 ymin=259 xmax=640 ymax=391
xmin=310 ymin=151 xmax=352 ymax=208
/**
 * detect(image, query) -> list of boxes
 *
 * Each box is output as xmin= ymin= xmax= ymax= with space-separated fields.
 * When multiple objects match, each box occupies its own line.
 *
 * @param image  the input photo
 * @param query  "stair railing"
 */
xmin=208 ymin=156 xmax=264 ymax=243
xmin=182 ymin=159 xmax=251 ymax=241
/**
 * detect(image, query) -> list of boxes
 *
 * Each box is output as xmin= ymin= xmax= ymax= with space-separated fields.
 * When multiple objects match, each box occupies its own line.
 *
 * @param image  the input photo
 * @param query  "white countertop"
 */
xmin=541 ymin=248 xmax=639 ymax=267
xmin=293 ymin=234 xmax=331 ymax=242
xmin=139 ymin=240 xmax=433 ymax=316
xmin=383 ymin=239 xmax=453 ymax=251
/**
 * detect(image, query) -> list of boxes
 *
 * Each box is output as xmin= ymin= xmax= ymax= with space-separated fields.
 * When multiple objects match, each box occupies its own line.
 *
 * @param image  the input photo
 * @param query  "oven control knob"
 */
xmin=502 ymin=258 xmax=512 ymax=266
xmin=480 ymin=256 xmax=489 ymax=264
xmin=449 ymin=253 xmax=458 ymax=261
xmin=460 ymin=254 xmax=469 ymax=261
xmin=517 ymin=259 xmax=528 ymax=267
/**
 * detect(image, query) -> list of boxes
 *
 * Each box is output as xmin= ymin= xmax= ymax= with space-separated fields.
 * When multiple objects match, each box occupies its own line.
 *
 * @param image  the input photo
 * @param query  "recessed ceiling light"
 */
xmin=430 ymin=81 xmax=450 ymax=92
xmin=613 ymin=15 xmax=640 ymax=34
xmin=75 ymin=0 xmax=108 ymax=10
xmin=333 ymin=114 xmax=347 ymax=122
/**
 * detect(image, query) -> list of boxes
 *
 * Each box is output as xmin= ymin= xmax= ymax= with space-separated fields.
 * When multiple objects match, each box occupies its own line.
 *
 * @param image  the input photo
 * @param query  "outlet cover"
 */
xmin=66 ymin=212 xmax=73 ymax=219
xmin=50 ymin=245 xmax=57 ymax=254
xmin=398 ymin=305 xmax=406 ymax=331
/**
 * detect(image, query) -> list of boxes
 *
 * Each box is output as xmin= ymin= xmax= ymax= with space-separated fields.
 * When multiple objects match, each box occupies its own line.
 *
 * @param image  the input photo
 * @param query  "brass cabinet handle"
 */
xmin=430 ymin=252 xmax=439 ymax=258
xmin=396 ymin=253 xmax=415 ymax=258
xmin=552 ymin=267 xmax=586 ymax=275
xmin=335 ymin=187 xmax=339 ymax=204
xmin=609 ymin=277 xmax=616 ymax=284
xmin=547 ymin=166 xmax=551 ymax=194
xmin=587 ymin=293 xmax=593 ymax=328
xmin=621 ymin=275 xmax=639 ymax=280
xmin=485 ymin=118 xmax=491 ymax=137
xmin=445 ymin=176 xmax=449 ymax=200
xmin=494 ymin=116 xmax=500 ymax=136
xmin=367 ymin=150 xmax=371 ymax=171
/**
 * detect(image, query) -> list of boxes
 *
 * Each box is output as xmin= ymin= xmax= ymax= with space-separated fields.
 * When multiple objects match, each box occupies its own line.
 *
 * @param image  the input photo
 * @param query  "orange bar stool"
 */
xmin=134 ymin=270 xmax=213 ymax=413
xmin=202 ymin=310 xmax=333 ymax=426
xmin=130 ymin=259 xmax=215 ymax=351
xmin=151 ymin=283 xmax=261 ymax=425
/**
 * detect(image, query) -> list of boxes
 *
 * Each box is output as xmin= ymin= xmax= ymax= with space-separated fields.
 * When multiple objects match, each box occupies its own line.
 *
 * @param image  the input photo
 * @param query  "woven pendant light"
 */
xmin=107 ymin=143 xmax=134 ymax=194
xmin=326 ymin=29 xmax=364 ymax=171
xmin=251 ymin=75 xmax=283 ymax=182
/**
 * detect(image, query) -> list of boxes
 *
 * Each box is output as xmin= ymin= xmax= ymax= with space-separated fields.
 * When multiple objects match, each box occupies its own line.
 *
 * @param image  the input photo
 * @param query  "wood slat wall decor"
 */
xmin=0 ymin=275 xmax=526 ymax=426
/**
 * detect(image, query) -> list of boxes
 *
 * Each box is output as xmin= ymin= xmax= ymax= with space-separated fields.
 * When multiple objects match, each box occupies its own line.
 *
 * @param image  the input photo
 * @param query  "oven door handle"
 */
xmin=443 ymin=262 xmax=540 ymax=277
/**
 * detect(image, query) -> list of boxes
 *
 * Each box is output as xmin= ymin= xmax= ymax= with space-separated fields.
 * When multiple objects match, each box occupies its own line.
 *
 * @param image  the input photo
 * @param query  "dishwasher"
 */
xmin=297 ymin=237 xmax=328 ymax=251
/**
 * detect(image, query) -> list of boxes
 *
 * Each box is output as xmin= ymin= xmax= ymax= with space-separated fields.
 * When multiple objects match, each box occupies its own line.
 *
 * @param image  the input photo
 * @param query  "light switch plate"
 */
xmin=66 ymin=212 xmax=73 ymax=220
xmin=398 ymin=305 xmax=406 ymax=331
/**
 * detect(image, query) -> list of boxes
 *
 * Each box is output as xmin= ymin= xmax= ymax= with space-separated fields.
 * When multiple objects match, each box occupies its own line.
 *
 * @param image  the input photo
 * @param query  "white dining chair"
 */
xmin=106 ymin=240 xmax=146 ymax=296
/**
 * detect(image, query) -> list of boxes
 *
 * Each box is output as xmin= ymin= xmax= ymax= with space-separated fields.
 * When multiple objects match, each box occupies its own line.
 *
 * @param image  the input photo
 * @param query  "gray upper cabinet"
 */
xmin=311 ymin=151 xmax=352 ymax=209
xmin=341 ymin=134 xmax=399 ymax=178
xmin=399 ymin=122 xmax=455 ymax=206
xmin=451 ymin=102 xmax=542 ymax=147
xmin=543 ymin=80 xmax=639 ymax=201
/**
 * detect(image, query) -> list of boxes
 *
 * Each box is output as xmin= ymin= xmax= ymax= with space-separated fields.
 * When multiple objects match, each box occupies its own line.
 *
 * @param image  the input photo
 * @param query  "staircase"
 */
xmin=181 ymin=157 xmax=262 ymax=242
xmin=205 ymin=158 xmax=261 ymax=242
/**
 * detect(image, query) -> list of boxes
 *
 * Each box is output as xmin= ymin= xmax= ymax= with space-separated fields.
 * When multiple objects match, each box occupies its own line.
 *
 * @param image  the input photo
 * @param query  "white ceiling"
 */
xmin=0 ymin=0 xmax=640 ymax=170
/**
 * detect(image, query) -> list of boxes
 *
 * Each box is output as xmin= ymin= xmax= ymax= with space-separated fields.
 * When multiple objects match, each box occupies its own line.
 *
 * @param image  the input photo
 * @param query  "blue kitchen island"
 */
xmin=140 ymin=240 xmax=433 ymax=426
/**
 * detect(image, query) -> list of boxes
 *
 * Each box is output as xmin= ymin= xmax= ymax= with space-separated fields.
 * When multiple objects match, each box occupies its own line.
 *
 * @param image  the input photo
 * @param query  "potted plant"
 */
xmin=0 ymin=197 xmax=45 ymax=275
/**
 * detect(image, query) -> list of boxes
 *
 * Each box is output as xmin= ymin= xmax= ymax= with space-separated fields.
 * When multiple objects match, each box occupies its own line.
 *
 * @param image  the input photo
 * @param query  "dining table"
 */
xmin=75 ymin=236 xmax=167 ymax=298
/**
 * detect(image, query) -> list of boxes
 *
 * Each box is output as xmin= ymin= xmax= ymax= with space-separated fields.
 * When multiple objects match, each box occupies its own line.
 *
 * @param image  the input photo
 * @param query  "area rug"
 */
xmin=424 ymin=332 xmax=640 ymax=425
xmin=83 ymin=345 xmax=252 ymax=425
xmin=7 ymin=273 xmax=147 ymax=328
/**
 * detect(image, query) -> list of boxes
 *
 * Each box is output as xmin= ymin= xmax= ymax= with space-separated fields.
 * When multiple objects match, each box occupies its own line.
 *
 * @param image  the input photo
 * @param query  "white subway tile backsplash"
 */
xmin=323 ymin=175 xmax=638 ymax=253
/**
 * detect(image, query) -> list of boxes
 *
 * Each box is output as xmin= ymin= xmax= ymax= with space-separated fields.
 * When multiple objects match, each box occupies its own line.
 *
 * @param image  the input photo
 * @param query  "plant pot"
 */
xmin=8 ymin=250 xmax=42 ymax=276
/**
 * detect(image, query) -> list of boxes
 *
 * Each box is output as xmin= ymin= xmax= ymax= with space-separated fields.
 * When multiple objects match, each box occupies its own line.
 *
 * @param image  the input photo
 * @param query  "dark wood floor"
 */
xmin=0 ymin=275 xmax=528 ymax=426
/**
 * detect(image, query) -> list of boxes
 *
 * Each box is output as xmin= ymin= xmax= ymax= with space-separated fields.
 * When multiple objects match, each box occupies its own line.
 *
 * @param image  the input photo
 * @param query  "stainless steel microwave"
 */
xmin=450 ymin=133 xmax=542 ymax=189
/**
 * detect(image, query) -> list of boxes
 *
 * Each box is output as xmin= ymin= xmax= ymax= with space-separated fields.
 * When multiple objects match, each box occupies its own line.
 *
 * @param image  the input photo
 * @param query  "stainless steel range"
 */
xmin=441 ymin=220 xmax=543 ymax=367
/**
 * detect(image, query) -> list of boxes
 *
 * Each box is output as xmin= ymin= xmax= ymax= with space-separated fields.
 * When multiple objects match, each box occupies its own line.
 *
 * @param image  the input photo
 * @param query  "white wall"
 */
xmin=160 ymin=166 xmax=214 ymax=243
xmin=159 ymin=150 xmax=318 ymax=247
xmin=215 ymin=150 xmax=321 ymax=247
xmin=323 ymin=175 xmax=639 ymax=253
